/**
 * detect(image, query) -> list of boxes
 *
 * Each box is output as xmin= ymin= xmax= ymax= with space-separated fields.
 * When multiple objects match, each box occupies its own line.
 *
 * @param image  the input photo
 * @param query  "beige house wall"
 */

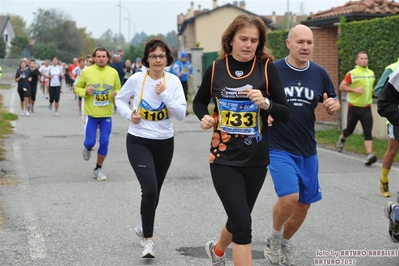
xmin=195 ymin=7 xmax=246 ymax=53
xmin=180 ymin=7 xmax=268 ymax=53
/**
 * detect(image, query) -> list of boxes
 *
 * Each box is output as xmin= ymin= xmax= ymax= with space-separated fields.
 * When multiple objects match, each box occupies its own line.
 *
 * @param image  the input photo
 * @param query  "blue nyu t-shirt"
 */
xmin=268 ymin=58 xmax=336 ymax=156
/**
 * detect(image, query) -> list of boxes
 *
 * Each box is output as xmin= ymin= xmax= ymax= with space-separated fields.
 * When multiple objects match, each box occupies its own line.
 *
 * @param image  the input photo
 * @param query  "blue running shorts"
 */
xmin=269 ymin=150 xmax=322 ymax=204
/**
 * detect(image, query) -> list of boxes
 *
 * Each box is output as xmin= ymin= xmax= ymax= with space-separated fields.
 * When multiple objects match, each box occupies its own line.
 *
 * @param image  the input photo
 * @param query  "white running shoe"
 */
xmin=135 ymin=223 xmax=145 ymax=247
xmin=20 ymin=111 xmax=25 ymax=117
xmin=54 ymin=112 xmax=58 ymax=117
xmin=26 ymin=111 xmax=30 ymax=117
xmin=264 ymin=234 xmax=282 ymax=265
xmin=93 ymin=168 xmax=107 ymax=181
xmin=280 ymin=241 xmax=295 ymax=266
xmin=141 ymin=239 xmax=155 ymax=258
xmin=205 ymin=241 xmax=226 ymax=266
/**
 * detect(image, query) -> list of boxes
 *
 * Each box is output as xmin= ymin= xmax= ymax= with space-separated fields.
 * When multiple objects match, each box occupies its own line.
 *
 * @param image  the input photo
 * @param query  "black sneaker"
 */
xmin=384 ymin=202 xmax=399 ymax=243
xmin=365 ymin=153 xmax=377 ymax=166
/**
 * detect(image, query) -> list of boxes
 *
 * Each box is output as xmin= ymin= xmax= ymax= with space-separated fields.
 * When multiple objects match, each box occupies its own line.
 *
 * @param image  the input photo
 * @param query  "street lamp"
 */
xmin=124 ymin=18 xmax=136 ymax=43
xmin=117 ymin=3 xmax=131 ymax=43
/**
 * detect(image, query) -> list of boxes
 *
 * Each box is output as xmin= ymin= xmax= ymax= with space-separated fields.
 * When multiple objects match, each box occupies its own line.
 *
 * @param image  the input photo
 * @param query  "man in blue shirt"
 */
xmin=264 ymin=25 xmax=340 ymax=266
xmin=170 ymin=52 xmax=193 ymax=115
xmin=110 ymin=54 xmax=125 ymax=86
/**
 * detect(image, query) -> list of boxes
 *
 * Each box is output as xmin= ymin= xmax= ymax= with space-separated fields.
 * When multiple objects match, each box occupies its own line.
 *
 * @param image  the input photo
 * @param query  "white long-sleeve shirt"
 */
xmin=115 ymin=71 xmax=187 ymax=139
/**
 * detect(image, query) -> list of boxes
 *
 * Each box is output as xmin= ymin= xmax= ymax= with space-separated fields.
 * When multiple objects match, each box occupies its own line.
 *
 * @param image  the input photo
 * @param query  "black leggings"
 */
xmin=343 ymin=105 xmax=373 ymax=140
xmin=126 ymin=134 xmax=174 ymax=238
xmin=49 ymin=86 xmax=61 ymax=103
xmin=181 ymin=81 xmax=188 ymax=101
xmin=210 ymin=164 xmax=267 ymax=245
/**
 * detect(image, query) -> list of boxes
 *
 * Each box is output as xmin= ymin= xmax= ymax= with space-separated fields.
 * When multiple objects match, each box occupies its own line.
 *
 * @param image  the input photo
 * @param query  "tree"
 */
xmin=123 ymin=44 xmax=145 ymax=61
xmin=9 ymin=15 xmax=29 ymax=37
xmin=30 ymin=8 xmax=59 ymax=43
xmin=0 ymin=36 xmax=6 ymax=58
xmin=33 ymin=42 xmax=57 ymax=60
xmin=164 ymin=31 xmax=179 ymax=49
xmin=10 ymin=35 xmax=30 ymax=58
xmin=30 ymin=8 xmax=88 ymax=61
xmin=100 ymin=29 xmax=114 ymax=42
xmin=78 ymin=27 xmax=95 ymax=57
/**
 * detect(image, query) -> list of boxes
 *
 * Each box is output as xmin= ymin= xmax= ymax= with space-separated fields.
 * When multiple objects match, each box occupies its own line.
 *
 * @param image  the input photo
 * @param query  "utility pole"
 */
xmin=286 ymin=0 xmax=290 ymax=30
xmin=119 ymin=0 xmax=121 ymax=44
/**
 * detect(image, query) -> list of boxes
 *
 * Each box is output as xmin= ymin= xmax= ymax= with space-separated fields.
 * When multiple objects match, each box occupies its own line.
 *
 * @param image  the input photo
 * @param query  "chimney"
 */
xmin=239 ymin=1 xmax=245 ymax=9
xmin=233 ymin=1 xmax=238 ymax=6
xmin=191 ymin=1 xmax=194 ymax=12
xmin=272 ymin=11 xmax=276 ymax=24
xmin=213 ymin=0 xmax=217 ymax=9
xmin=198 ymin=4 xmax=202 ymax=11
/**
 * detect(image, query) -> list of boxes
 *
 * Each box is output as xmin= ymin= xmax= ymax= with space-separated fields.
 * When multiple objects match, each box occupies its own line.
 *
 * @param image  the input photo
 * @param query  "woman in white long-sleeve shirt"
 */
xmin=115 ymin=39 xmax=186 ymax=259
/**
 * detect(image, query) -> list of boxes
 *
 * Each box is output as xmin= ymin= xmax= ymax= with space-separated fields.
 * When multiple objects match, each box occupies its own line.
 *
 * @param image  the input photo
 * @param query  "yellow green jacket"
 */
xmin=346 ymin=65 xmax=375 ymax=107
xmin=74 ymin=65 xmax=121 ymax=117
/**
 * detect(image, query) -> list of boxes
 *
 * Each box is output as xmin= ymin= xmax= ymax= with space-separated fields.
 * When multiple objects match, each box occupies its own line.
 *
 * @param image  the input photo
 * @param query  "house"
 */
xmin=0 ymin=16 xmax=16 ymax=58
xmin=264 ymin=11 xmax=308 ymax=30
xmin=177 ymin=0 xmax=274 ymax=54
xmin=300 ymin=0 xmax=399 ymax=137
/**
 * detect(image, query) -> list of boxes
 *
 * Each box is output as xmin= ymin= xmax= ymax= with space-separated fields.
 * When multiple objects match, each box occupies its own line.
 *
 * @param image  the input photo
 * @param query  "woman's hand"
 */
xmin=131 ymin=109 xmax=141 ymax=124
xmin=200 ymin=115 xmax=215 ymax=130
xmin=246 ymin=88 xmax=268 ymax=109
xmin=155 ymin=82 xmax=165 ymax=95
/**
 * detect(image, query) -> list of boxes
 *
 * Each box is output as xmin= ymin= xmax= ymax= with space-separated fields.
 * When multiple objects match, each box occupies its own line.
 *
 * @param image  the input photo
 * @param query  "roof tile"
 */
xmin=308 ymin=0 xmax=399 ymax=19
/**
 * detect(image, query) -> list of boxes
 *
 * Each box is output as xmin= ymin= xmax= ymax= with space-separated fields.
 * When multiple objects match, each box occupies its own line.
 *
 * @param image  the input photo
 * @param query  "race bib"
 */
xmin=217 ymin=98 xmax=260 ymax=135
xmin=93 ymin=89 xmax=110 ymax=106
xmin=139 ymin=100 xmax=168 ymax=121
xmin=182 ymin=67 xmax=189 ymax=74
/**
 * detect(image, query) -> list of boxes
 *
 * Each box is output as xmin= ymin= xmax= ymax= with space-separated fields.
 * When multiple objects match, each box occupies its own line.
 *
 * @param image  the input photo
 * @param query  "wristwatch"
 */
xmin=263 ymin=97 xmax=270 ymax=110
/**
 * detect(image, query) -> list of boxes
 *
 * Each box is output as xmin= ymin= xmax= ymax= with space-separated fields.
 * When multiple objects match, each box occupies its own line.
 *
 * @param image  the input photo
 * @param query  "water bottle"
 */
xmin=22 ymin=72 xmax=26 ymax=79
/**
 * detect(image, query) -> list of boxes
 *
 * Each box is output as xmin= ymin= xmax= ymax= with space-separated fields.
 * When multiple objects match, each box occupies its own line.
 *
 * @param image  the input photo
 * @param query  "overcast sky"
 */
xmin=1 ymin=0 xmax=349 ymax=39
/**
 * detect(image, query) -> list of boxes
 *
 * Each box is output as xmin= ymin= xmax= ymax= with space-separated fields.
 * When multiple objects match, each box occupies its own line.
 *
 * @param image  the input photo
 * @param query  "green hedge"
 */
xmin=266 ymin=15 xmax=399 ymax=82
xmin=266 ymin=30 xmax=289 ymax=61
xmin=338 ymin=15 xmax=399 ymax=81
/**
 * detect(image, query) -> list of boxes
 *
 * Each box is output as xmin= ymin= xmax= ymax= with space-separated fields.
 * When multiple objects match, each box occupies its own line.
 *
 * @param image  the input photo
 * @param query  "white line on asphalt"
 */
xmin=10 ymin=89 xmax=15 ymax=114
xmin=13 ymin=109 xmax=48 ymax=260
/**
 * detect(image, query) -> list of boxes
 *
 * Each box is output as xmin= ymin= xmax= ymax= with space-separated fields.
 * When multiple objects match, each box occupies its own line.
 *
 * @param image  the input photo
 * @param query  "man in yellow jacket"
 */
xmin=74 ymin=47 xmax=121 ymax=180
xmin=336 ymin=51 xmax=377 ymax=166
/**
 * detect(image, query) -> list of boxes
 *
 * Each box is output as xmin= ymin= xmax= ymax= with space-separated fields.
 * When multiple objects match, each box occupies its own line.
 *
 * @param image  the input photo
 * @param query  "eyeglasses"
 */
xmin=148 ymin=54 xmax=166 ymax=60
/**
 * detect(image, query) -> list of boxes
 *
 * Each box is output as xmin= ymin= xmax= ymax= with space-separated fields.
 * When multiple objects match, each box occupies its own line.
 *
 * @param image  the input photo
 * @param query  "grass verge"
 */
xmin=0 ymin=94 xmax=17 ymax=161
xmin=316 ymin=126 xmax=398 ymax=162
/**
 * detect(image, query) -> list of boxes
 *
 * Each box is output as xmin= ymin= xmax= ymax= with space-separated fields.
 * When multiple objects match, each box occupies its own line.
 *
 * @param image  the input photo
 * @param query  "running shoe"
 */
xmin=93 ymin=168 xmax=107 ymax=181
xmin=336 ymin=136 xmax=344 ymax=152
xmin=20 ymin=111 xmax=25 ymax=117
xmin=280 ymin=241 xmax=295 ymax=266
xmin=141 ymin=239 xmax=155 ymax=258
xmin=365 ymin=153 xmax=377 ymax=166
xmin=264 ymin=234 xmax=282 ymax=265
xmin=49 ymin=103 xmax=52 ymax=110
xmin=54 ymin=112 xmax=58 ymax=117
xmin=31 ymin=108 xmax=34 ymax=113
xmin=25 ymin=111 xmax=30 ymax=117
xmin=385 ymin=202 xmax=399 ymax=243
xmin=205 ymin=241 xmax=226 ymax=266
xmin=135 ymin=222 xmax=145 ymax=247
xmin=380 ymin=180 xmax=391 ymax=197
xmin=28 ymin=105 xmax=31 ymax=112
xmin=82 ymin=148 xmax=91 ymax=161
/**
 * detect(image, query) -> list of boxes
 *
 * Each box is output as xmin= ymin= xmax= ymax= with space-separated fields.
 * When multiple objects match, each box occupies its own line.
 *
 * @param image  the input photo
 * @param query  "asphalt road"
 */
xmin=0 ymin=82 xmax=398 ymax=266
